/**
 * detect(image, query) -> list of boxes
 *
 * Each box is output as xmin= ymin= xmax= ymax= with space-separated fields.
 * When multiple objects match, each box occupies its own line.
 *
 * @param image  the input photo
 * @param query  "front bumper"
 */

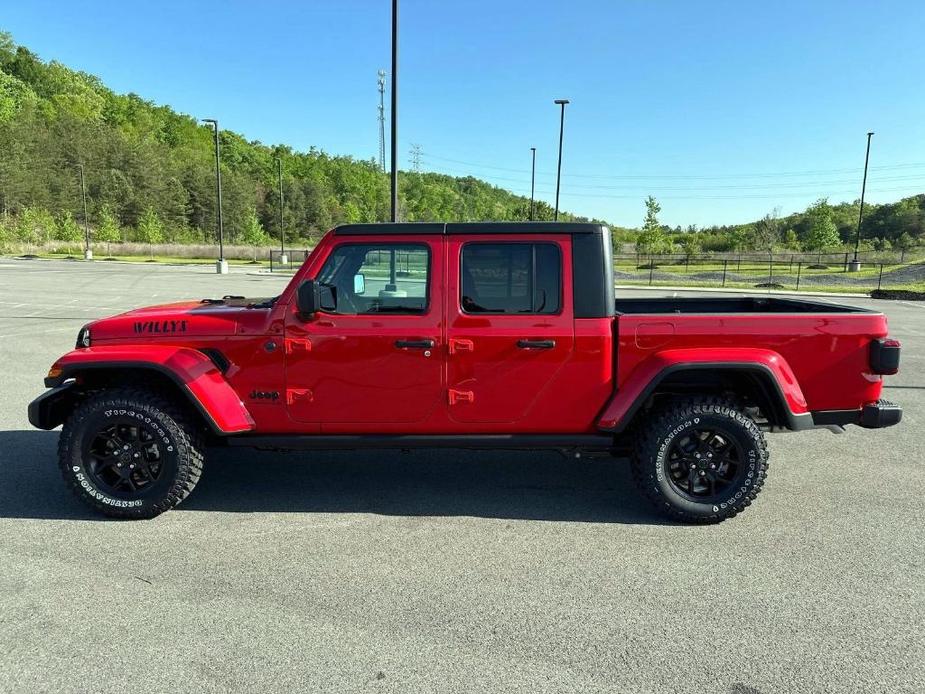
xmin=28 ymin=382 xmax=78 ymax=430
xmin=811 ymin=399 xmax=903 ymax=430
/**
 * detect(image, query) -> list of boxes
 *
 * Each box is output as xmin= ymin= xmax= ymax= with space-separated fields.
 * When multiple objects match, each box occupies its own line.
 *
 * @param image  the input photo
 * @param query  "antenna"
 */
xmin=409 ymin=143 xmax=422 ymax=172
xmin=377 ymin=70 xmax=387 ymax=173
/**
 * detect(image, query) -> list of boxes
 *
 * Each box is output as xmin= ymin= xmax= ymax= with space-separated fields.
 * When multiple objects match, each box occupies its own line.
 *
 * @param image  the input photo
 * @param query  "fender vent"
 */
xmin=200 ymin=348 xmax=231 ymax=374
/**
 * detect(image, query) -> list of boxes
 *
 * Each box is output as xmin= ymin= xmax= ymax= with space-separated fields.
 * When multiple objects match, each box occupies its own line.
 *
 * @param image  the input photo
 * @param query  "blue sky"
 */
xmin=2 ymin=0 xmax=923 ymax=227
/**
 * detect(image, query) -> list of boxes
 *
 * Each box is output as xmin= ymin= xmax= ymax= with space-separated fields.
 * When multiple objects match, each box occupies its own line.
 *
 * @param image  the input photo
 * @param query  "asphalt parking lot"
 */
xmin=0 ymin=259 xmax=922 ymax=693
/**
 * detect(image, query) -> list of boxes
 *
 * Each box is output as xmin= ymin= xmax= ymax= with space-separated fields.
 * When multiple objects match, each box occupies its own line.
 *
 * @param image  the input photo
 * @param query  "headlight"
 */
xmin=76 ymin=326 xmax=91 ymax=348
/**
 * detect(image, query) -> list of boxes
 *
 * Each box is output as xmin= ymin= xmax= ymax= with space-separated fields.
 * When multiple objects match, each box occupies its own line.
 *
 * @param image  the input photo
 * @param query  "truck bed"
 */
xmin=614 ymin=296 xmax=871 ymax=315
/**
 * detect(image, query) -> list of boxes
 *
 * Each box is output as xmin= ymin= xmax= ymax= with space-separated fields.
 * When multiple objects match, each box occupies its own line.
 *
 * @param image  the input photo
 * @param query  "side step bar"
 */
xmin=224 ymin=434 xmax=616 ymax=452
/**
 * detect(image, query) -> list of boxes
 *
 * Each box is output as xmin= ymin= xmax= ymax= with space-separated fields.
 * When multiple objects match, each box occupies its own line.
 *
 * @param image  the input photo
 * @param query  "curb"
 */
xmin=614 ymin=284 xmax=872 ymax=299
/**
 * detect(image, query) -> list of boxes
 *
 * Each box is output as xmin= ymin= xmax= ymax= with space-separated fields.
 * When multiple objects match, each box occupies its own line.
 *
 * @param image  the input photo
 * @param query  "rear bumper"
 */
xmin=811 ymin=399 xmax=903 ymax=430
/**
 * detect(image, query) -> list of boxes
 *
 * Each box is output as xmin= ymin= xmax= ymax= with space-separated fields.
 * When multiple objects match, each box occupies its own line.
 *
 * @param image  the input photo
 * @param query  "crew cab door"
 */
xmin=284 ymin=236 xmax=445 ymax=427
xmin=445 ymin=234 xmax=575 ymax=424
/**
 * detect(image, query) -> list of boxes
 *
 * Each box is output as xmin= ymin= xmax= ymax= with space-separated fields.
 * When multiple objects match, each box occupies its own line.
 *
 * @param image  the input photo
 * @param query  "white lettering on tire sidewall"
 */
xmin=654 ymin=415 xmax=759 ymax=510
xmin=71 ymin=408 xmax=175 ymax=509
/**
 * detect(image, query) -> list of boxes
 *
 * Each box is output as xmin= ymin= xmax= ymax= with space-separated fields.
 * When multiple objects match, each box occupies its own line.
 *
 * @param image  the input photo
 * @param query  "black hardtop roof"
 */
xmin=333 ymin=222 xmax=608 ymax=236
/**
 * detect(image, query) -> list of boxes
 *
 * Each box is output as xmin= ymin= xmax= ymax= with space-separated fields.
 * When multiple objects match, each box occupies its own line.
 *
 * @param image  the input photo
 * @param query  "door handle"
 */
xmin=395 ymin=339 xmax=436 ymax=349
xmin=517 ymin=339 xmax=556 ymax=349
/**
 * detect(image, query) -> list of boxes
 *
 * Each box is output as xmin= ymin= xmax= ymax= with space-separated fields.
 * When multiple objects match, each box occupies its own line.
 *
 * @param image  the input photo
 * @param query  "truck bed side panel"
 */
xmin=615 ymin=312 xmax=888 ymax=413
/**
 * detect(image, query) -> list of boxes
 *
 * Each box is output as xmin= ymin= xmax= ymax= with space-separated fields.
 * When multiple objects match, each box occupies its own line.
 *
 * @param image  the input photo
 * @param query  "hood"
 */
xmin=88 ymin=297 xmax=276 ymax=342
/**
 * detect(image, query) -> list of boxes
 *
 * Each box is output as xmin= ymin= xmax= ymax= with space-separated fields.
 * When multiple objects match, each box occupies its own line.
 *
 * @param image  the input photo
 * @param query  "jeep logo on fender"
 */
xmin=134 ymin=320 xmax=187 ymax=334
xmin=249 ymin=390 xmax=279 ymax=401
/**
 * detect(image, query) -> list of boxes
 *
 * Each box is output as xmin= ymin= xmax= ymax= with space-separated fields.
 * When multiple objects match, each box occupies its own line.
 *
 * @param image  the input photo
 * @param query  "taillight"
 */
xmin=870 ymin=338 xmax=901 ymax=375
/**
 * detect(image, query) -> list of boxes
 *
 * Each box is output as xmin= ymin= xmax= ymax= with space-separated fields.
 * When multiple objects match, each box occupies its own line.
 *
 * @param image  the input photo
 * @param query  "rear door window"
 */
xmin=460 ymin=243 xmax=561 ymax=314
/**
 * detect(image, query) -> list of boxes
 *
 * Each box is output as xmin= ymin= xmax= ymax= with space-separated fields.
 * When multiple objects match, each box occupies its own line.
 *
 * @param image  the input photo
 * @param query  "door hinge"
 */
xmin=448 ymin=338 xmax=474 ymax=355
xmin=448 ymin=389 xmax=475 ymax=405
xmin=286 ymin=388 xmax=313 ymax=405
xmin=285 ymin=338 xmax=312 ymax=355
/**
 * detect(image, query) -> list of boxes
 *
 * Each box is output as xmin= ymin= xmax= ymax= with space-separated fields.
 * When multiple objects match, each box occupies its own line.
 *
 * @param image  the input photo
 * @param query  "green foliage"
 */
xmin=0 ymin=33 xmax=592 ymax=247
xmin=136 ymin=207 xmax=164 ymax=249
xmin=15 ymin=206 xmax=55 ymax=245
xmin=242 ymin=208 xmax=270 ymax=259
xmin=677 ymin=233 xmax=702 ymax=259
xmin=751 ymin=209 xmax=781 ymax=253
xmin=95 ymin=204 xmax=122 ymax=252
xmin=55 ymin=210 xmax=83 ymax=242
xmin=802 ymin=199 xmax=841 ymax=252
xmin=636 ymin=196 xmax=672 ymax=255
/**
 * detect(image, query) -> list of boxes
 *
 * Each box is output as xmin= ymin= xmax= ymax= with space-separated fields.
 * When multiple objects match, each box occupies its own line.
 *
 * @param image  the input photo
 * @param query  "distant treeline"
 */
xmin=1 ymin=31 xmax=922 ymax=257
xmin=0 ymin=31 xmax=601 ymax=249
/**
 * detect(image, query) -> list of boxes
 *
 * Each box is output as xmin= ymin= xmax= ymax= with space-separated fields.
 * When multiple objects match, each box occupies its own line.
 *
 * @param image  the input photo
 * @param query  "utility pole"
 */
xmin=850 ymin=131 xmax=874 ymax=271
xmin=409 ymin=143 xmax=422 ymax=172
xmin=529 ymin=147 xmax=536 ymax=220
xmin=276 ymin=157 xmax=288 ymax=265
xmin=390 ymin=0 xmax=399 ymax=222
xmin=76 ymin=163 xmax=92 ymax=260
xmin=553 ymin=99 xmax=569 ymax=221
xmin=202 ymin=118 xmax=227 ymax=274
xmin=377 ymin=70 xmax=387 ymax=173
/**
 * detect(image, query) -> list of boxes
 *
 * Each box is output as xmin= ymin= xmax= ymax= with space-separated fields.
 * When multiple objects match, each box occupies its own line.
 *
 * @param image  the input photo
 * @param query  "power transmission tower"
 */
xmin=377 ymin=70 xmax=386 ymax=172
xmin=409 ymin=143 xmax=422 ymax=172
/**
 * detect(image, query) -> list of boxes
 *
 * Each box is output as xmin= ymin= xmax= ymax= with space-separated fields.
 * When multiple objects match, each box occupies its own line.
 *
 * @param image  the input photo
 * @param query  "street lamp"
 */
xmin=553 ymin=99 xmax=569 ymax=221
xmin=76 ymin=163 xmax=92 ymax=260
xmin=276 ymin=157 xmax=288 ymax=265
xmin=850 ymin=131 xmax=874 ymax=271
xmin=202 ymin=118 xmax=227 ymax=274
xmin=529 ymin=147 xmax=536 ymax=221
xmin=390 ymin=0 xmax=399 ymax=222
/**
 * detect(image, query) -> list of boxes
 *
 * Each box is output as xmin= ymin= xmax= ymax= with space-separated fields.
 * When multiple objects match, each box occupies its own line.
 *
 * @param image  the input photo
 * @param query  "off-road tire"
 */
xmin=631 ymin=397 xmax=769 ymax=523
xmin=58 ymin=387 xmax=205 ymax=519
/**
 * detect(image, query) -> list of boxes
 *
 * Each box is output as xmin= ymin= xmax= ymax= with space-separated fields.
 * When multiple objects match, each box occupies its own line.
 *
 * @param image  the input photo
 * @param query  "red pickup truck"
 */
xmin=29 ymin=222 xmax=902 ymax=522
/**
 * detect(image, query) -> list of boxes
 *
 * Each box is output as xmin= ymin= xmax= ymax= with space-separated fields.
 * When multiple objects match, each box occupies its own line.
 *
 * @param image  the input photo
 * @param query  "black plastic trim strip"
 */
xmin=225 ymin=434 xmax=615 ymax=451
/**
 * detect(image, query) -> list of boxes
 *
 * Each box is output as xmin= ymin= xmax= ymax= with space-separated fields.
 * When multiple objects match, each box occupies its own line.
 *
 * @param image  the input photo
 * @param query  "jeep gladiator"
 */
xmin=29 ymin=222 xmax=903 ymax=522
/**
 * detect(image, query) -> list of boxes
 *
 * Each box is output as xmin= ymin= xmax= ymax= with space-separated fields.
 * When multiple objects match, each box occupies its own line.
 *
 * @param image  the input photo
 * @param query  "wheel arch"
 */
xmin=32 ymin=347 xmax=255 ymax=435
xmin=597 ymin=350 xmax=812 ymax=433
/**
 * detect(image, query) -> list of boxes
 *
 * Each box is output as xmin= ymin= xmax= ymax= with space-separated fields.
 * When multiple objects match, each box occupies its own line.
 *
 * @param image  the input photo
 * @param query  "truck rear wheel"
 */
xmin=631 ymin=397 xmax=769 ymax=523
xmin=58 ymin=387 xmax=205 ymax=519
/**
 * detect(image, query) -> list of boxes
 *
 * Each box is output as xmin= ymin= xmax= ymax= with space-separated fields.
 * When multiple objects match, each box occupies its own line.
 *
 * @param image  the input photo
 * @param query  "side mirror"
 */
xmin=353 ymin=273 xmax=366 ymax=295
xmin=296 ymin=280 xmax=322 ymax=317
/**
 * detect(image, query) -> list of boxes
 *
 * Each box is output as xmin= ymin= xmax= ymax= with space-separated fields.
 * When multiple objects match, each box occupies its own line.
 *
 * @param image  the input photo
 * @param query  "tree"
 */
xmin=95 ymin=204 xmax=121 ymax=256
xmin=55 ymin=210 xmax=83 ymax=243
xmin=15 ymin=206 xmax=55 ymax=250
xmin=678 ymin=233 xmax=702 ymax=261
xmin=241 ymin=208 xmax=269 ymax=261
xmin=802 ymin=199 xmax=841 ymax=253
xmin=751 ymin=208 xmax=781 ymax=255
xmin=636 ymin=196 xmax=671 ymax=258
xmin=136 ymin=206 xmax=164 ymax=257
xmin=894 ymin=232 xmax=916 ymax=262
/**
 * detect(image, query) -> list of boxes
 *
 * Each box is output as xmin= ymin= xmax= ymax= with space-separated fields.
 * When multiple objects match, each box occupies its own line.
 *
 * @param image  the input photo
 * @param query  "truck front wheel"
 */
xmin=58 ymin=388 xmax=205 ymax=519
xmin=632 ymin=397 xmax=769 ymax=523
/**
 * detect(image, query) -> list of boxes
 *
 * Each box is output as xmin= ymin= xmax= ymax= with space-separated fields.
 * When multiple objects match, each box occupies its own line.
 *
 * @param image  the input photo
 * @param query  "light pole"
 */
xmin=529 ymin=147 xmax=536 ymax=221
xmin=390 ymin=0 xmax=399 ymax=222
xmin=276 ymin=157 xmax=288 ymax=265
xmin=76 ymin=163 xmax=92 ymax=260
xmin=202 ymin=118 xmax=227 ymax=274
xmin=850 ymin=131 xmax=874 ymax=271
xmin=553 ymin=99 xmax=569 ymax=221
